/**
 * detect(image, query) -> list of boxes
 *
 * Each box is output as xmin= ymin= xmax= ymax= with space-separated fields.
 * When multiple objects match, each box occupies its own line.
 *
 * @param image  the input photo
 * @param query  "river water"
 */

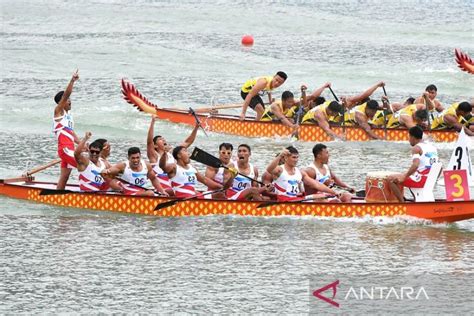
xmin=1 ymin=0 xmax=473 ymax=313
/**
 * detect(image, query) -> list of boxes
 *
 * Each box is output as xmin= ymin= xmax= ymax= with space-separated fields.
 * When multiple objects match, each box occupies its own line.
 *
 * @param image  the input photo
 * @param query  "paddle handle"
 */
xmin=193 ymin=103 xmax=243 ymax=113
xmin=328 ymin=86 xmax=339 ymax=102
xmin=220 ymin=164 xmax=266 ymax=186
xmin=189 ymin=108 xmax=209 ymax=137
xmin=24 ymin=158 xmax=61 ymax=176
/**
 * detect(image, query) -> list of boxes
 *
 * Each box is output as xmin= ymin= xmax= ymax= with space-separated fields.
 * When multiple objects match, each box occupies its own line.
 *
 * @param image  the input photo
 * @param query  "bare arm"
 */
xmin=196 ymin=172 xmax=223 ymax=190
xmin=307 ymin=82 xmax=330 ymax=102
xmin=179 ymin=123 xmax=199 ymax=148
xmin=147 ymin=116 xmax=159 ymax=163
xmin=205 ymin=166 xmax=218 ymax=180
xmin=301 ymin=171 xmax=337 ymax=195
xmin=355 ymin=112 xmax=382 ymax=139
xmin=346 ymin=81 xmax=384 ymax=107
xmin=315 ymin=111 xmax=344 ymax=140
xmin=266 ymin=150 xmax=287 ymax=177
xmin=270 ymin=103 xmax=295 ymax=128
xmin=54 ymin=70 xmax=79 ymax=117
xmin=240 ymin=78 xmax=268 ymax=118
xmin=445 ymin=115 xmax=474 ymax=135
xmin=102 ymin=162 xmax=126 ymax=178
xmin=74 ymin=131 xmax=92 ymax=171
xmin=147 ymin=162 xmax=166 ymax=194
xmin=159 ymin=151 xmax=176 ymax=177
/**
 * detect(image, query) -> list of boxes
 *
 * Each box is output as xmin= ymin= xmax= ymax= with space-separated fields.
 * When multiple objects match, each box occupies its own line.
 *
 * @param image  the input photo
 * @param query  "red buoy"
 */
xmin=241 ymin=35 xmax=254 ymax=46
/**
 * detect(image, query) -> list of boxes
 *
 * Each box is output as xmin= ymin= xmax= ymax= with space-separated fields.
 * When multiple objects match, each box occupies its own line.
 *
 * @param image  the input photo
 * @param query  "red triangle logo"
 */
xmin=312 ymin=280 xmax=340 ymax=308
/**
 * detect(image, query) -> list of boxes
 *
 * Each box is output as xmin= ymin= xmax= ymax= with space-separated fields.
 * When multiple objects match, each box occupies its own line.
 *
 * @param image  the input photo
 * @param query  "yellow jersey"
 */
xmin=387 ymin=104 xmax=417 ymax=128
xmin=241 ymin=76 xmax=274 ymax=93
xmin=431 ymin=103 xmax=459 ymax=130
xmin=260 ymin=101 xmax=297 ymax=121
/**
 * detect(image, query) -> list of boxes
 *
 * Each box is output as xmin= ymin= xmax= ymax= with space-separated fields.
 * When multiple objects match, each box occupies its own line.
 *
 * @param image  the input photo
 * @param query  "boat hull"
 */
xmin=1 ymin=179 xmax=473 ymax=223
xmin=155 ymin=108 xmax=460 ymax=142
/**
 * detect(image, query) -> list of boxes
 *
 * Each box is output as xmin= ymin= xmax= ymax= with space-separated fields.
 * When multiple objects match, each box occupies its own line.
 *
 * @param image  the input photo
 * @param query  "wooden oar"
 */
xmin=189 ymin=107 xmax=209 ymax=137
xmin=190 ymin=147 xmax=266 ymax=186
xmin=154 ymin=188 xmax=225 ymax=211
xmin=381 ymin=87 xmax=390 ymax=139
xmin=331 ymin=184 xmax=365 ymax=198
xmin=23 ymin=158 xmax=61 ymax=176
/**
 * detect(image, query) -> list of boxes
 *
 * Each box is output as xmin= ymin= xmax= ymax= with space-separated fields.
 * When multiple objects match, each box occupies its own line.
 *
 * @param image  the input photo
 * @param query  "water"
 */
xmin=1 ymin=0 xmax=473 ymax=313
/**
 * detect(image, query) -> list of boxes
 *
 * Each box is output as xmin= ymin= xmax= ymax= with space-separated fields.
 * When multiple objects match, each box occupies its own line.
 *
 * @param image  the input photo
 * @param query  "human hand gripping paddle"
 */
xmin=189 ymin=107 xmax=209 ymax=137
xmin=381 ymin=86 xmax=391 ymax=139
xmin=290 ymin=85 xmax=307 ymax=142
xmin=190 ymin=147 xmax=266 ymax=186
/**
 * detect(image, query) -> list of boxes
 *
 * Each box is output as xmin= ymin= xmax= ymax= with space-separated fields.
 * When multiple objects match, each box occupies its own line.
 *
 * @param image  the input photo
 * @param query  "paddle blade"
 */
xmin=154 ymin=199 xmax=178 ymax=211
xmin=39 ymin=189 xmax=75 ymax=196
xmin=121 ymin=79 xmax=160 ymax=115
xmin=355 ymin=190 xmax=366 ymax=198
xmin=190 ymin=147 xmax=222 ymax=168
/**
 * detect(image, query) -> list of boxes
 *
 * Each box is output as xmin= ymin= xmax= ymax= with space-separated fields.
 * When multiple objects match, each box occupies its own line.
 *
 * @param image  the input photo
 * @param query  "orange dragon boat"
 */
xmin=1 ymin=178 xmax=473 ymax=223
xmin=121 ymin=79 xmax=462 ymax=143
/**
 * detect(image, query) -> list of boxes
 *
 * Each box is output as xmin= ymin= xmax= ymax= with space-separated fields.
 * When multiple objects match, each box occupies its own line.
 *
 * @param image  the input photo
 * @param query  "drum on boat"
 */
xmin=365 ymin=171 xmax=402 ymax=203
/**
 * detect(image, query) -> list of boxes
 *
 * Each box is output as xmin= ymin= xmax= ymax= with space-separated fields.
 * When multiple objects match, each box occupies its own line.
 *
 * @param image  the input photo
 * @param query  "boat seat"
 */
xmin=408 ymin=162 xmax=443 ymax=202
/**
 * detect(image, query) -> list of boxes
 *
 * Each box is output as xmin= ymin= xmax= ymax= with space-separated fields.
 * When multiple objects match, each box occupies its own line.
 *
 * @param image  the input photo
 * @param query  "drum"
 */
xmin=365 ymin=171 xmax=402 ymax=203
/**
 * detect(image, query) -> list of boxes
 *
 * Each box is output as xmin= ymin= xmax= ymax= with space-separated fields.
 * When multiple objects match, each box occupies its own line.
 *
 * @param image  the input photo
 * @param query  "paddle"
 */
xmin=23 ymin=158 xmax=61 ymax=177
xmin=189 ymin=107 xmax=209 ymax=137
xmin=330 ymin=184 xmax=366 ymax=198
xmin=290 ymin=86 xmax=307 ymax=141
xmin=154 ymin=188 xmax=225 ymax=210
xmin=190 ymin=147 xmax=266 ymax=186
xmin=257 ymin=195 xmax=337 ymax=209
xmin=329 ymin=86 xmax=345 ymax=132
xmin=39 ymin=189 xmax=119 ymax=196
xmin=422 ymin=94 xmax=432 ymax=132
xmin=381 ymin=87 xmax=390 ymax=138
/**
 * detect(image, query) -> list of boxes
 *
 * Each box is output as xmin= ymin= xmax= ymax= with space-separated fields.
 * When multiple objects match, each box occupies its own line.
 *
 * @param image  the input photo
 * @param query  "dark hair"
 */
xmin=314 ymin=96 xmax=326 ymax=106
xmin=172 ymin=145 xmax=186 ymax=160
xmin=219 ymin=142 xmax=233 ymax=151
xmin=425 ymin=84 xmax=437 ymax=92
xmin=128 ymin=147 xmax=141 ymax=157
xmin=312 ymin=143 xmax=327 ymax=158
xmin=89 ymin=140 xmax=104 ymax=151
xmin=276 ymin=71 xmax=287 ymax=81
xmin=366 ymin=100 xmax=379 ymax=110
xmin=54 ymin=91 xmax=64 ymax=104
xmin=409 ymin=126 xmax=423 ymax=139
xmin=458 ymin=101 xmax=472 ymax=113
xmin=405 ymin=97 xmax=415 ymax=105
xmin=281 ymin=91 xmax=294 ymax=101
xmin=153 ymin=135 xmax=163 ymax=144
xmin=95 ymin=138 xmax=108 ymax=147
xmin=286 ymin=146 xmax=298 ymax=154
xmin=238 ymin=144 xmax=251 ymax=153
xmin=328 ymin=101 xmax=344 ymax=114
xmin=360 ymin=97 xmax=371 ymax=104
xmin=414 ymin=109 xmax=428 ymax=121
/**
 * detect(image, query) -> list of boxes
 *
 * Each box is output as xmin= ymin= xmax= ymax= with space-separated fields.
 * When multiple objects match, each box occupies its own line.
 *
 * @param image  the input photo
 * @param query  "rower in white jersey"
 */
xmin=303 ymin=143 xmax=354 ymax=203
xmin=102 ymin=147 xmax=167 ymax=196
xmin=74 ymin=132 xmax=121 ymax=192
xmin=205 ymin=142 xmax=237 ymax=199
xmin=160 ymin=145 xmax=229 ymax=198
xmin=388 ymin=126 xmax=439 ymax=202
xmin=147 ymin=115 xmax=200 ymax=196
xmin=226 ymin=144 xmax=271 ymax=201
xmin=266 ymin=146 xmax=337 ymax=202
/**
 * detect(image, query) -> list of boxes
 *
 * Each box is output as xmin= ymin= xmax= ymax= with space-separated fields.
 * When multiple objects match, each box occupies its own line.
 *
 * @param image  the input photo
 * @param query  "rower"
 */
xmin=205 ymin=143 xmax=235 ymax=199
xmin=95 ymin=138 xmax=112 ymax=163
xmin=103 ymin=147 xmax=167 ymax=196
xmin=414 ymin=84 xmax=444 ymax=117
xmin=430 ymin=101 xmax=474 ymax=136
xmin=226 ymin=144 xmax=270 ymax=201
xmin=266 ymin=146 xmax=337 ymax=202
xmin=344 ymin=100 xmax=385 ymax=140
xmin=147 ymin=115 xmax=200 ymax=196
xmin=74 ymin=132 xmax=120 ymax=192
xmin=387 ymin=126 xmax=439 ymax=202
xmin=387 ymin=102 xmax=429 ymax=129
xmin=260 ymin=90 xmax=298 ymax=128
xmin=160 ymin=146 xmax=231 ymax=198
xmin=240 ymin=71 xmax=287 ymax=120
xmin=301 ymin=100 xmax=345 ymax=140
xmin=53 ymin=69 xmax=80 ymax=190
xmin=303 ymin=144 xmax=353 ymax=202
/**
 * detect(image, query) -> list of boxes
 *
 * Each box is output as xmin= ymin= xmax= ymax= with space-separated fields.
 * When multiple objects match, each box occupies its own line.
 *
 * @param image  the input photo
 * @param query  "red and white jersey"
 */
xmin=415 ymin=142 xmax=439 ymax=174
xmin=121 ymin=160 xmax=149 ymax=190
xmin=170 ymin=164 xmax=198 ymax=198
xmin=227 ymin=163 xmax=255 ymax=194
xmin=307 ymin=163 xmax=331 ymax=184
xmin=274 ymin=166 xmax=303 ymax=201
xmin=152 ymin=152 xmax=175 ymax=190
xmin=53 ymin=111 xmax=75 ymax=146
xmin=79 ymin=160 xmax=108 ymax=191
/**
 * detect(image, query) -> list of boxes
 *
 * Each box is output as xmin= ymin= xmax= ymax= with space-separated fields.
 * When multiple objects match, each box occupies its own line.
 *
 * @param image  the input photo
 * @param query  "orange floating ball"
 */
xmin=241 ymin=35 xmax=254 ymax=46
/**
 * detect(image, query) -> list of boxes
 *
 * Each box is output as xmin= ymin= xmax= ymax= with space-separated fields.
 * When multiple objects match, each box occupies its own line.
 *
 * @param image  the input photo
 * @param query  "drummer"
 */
xmin=387 ymin=126 xmax=439 ymax=202
xmin=303 ymin=144 xmax=354 ymax=202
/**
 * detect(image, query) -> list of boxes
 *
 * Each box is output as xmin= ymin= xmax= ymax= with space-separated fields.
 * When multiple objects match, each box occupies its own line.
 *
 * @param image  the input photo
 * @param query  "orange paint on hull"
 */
xmin=1 ymin=180 xmax=473 ymax=223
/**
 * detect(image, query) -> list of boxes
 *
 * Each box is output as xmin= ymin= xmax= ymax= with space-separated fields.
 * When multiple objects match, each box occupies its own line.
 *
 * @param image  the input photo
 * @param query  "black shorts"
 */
xmin=241 ymin=90 xmax=264 ymax=110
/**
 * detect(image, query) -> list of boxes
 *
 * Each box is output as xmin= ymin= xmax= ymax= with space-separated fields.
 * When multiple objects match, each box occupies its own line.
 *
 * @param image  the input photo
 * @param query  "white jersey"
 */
xmin=79 ymin=159 xmax=107 ymax=191
xmin=307 ymin=163 xmax=331 ymax=184
xmin=121 ymin=160 xmax=149 ymax=188
xmin=230 ymin=163 xmax=255 ymax=192
xmin=170 ymin=164 xmax=198 ymax=198
xmin=152 ymin=152 xmax=175 ymax=189
xmin=415 ymin=142 xmax=439 ymax=174
xmin=274 ymin=166 xmax=303 ymax=198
